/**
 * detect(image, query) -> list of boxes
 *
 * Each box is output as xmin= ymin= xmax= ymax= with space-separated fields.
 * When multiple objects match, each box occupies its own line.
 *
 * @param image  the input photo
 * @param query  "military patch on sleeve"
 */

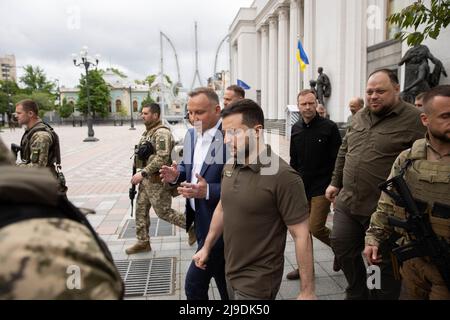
xmin=31 ymin=149 xmax=40 ymax=163
xmin=159 ymin=137 xmax=166 ymax=151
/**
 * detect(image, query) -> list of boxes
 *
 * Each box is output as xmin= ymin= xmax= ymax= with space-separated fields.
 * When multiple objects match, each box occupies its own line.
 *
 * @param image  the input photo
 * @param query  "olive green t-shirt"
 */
xmin=221 ymin=148 xmax=309 ymax=299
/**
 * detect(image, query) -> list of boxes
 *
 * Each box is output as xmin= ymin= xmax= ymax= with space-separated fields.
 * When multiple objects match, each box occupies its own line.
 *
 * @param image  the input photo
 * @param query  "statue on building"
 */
xmin=309 ymin=80 xmax=318 ymax=97
xmin=316 ymin=67 xmax=331 ymax=106
xmin=399 ymin=44 xmax=448 ymax=103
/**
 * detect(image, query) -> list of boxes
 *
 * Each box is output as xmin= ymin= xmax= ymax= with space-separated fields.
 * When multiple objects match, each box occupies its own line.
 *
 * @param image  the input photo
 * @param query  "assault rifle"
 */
xmin=379 ymin=173 xmax=450 ymax=290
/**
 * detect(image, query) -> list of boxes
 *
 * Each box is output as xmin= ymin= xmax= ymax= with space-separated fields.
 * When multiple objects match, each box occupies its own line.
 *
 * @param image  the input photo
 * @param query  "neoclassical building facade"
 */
xmin=229 ymin=0 xmax=450 ymax=122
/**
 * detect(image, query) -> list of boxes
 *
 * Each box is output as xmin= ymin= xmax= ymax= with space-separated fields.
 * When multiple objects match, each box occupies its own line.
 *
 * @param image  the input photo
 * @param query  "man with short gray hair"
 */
xmin=160 ymin=87 xmax=228 ymax=300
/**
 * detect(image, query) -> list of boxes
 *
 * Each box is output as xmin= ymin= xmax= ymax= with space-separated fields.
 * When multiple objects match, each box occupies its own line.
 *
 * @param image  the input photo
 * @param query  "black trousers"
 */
xmin=185 ymin=249 xmax=229 ymax=300
xmin=330 ymin=206 xmax=401 ymax=300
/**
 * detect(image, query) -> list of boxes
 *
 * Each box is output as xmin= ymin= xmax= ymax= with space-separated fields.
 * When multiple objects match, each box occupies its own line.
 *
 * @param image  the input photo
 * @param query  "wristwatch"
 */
xmin=141 ymin=171 xmax=148 ymax=178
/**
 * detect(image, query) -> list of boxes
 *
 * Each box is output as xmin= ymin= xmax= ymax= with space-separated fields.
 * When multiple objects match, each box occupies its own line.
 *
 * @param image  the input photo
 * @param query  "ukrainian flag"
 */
xmin=296 ymin=40 xmax=310 ymax=72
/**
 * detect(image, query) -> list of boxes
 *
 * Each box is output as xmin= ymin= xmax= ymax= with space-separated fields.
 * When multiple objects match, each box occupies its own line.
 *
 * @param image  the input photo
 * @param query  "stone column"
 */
xmin=268 ymin=15 xmax=278 ymax=120
xmin=277 ymin=6 xmax=289 ymax=120
xmin=260 ymin=24 xmax=269 ymax=118
xmin=289 ymin=0 xmax=300 ymax=105
xmin=231 ymin=43 xmax=238 ymax=85
xmin=303 ymin=0 xmax=315 ymax=88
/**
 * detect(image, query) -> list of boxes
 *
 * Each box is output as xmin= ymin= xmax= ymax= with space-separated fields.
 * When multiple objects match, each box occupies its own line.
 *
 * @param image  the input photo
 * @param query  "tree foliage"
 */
xmin=117 ymin=105 xmax=128 ymax=118
xmin=141 ymin=94 xmax=155 ymax=108
xmin=105 ymin=67 xmax=128 ymax=78
xmin=0 ymin=80 xmax=21 ymax=114
xmin=19 ymin=65 xmax=55 ymax=94
xmin=57 ymin=98 xmax=74 ymax=119
xmin=76 ymin=69 xmax=111 ymax=118
xmin=0 ymin=93 xmax=9 ymax=115
xmin=388 ymin=0 xmax=450 ymax=46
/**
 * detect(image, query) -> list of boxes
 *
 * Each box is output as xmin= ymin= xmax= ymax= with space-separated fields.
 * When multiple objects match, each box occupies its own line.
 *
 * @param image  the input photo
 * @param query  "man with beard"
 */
xmin=326 ymin=69 xmax=426 ymax=300
xmin=364 ymin=85 xmax=450 ymax=300
xmin=192 ymin=99 xmax=316 ymax=300
xmin=14 ymin=99 xmax=67 ymax=192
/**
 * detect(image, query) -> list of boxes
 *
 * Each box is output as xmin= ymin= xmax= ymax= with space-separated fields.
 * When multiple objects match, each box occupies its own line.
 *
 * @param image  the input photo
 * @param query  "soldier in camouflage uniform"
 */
xmin=15 ymin=99 xmax=57 ymax=170
xmin=0 ymin=137 xmax=124 ymax=299
xmin=364 ymin=85 xmax=450 ymax=300
xmin=125 ymin=103 xmax=194 ymax=255
xmin=14 ymin=99 xmax=66 ymax=192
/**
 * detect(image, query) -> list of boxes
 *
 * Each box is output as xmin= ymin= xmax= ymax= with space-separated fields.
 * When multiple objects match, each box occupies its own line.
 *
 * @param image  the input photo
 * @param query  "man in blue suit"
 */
xmin=160 ymin=88 xmax=228 ymax=300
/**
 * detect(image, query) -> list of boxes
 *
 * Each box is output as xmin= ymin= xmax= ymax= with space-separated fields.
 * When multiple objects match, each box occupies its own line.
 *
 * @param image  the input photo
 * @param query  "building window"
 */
xmin=386 ymin=0 xmax=403 ymax=40
xmin=108 ymin=101 xmax=112 ymax=113
xmin=116 ymin=99 xmax=122 ymax=112
xmin=133 ymin=100 xmax=138 ymax=112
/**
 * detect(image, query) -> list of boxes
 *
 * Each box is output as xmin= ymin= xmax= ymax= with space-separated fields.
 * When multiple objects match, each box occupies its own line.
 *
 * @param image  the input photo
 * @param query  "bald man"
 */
xmin=346 ymin=97 xmax=364 ymax=126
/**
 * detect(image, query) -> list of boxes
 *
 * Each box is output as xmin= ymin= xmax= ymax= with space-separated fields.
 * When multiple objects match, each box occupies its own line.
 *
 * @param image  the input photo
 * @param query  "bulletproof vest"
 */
xmin=20 ymin=121 xmax=61 ymax=170
xmin=392 ymin=139 xmax=450 ymax=240
xmin=0 ymin=166 xmax=124 ymax=298
xmin=135 ymin=123 xmax=173 ymax=169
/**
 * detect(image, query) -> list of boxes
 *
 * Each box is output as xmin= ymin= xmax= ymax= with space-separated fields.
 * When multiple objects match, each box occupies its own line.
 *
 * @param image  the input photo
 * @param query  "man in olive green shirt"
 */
xmin=193 ymin=99 xmax=316 ymax=300
xmin=326 ymin=69 xmax=425 ymax=300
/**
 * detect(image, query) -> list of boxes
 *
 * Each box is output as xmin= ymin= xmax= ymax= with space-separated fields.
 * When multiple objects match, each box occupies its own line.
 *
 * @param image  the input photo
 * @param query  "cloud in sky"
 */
xmin=0 ymin=0 xmax=253 ymax=88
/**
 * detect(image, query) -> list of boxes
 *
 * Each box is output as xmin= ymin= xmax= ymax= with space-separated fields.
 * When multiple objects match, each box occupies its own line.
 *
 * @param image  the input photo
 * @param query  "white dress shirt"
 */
xmin=189 ymin=119 xmax=222 ymax=210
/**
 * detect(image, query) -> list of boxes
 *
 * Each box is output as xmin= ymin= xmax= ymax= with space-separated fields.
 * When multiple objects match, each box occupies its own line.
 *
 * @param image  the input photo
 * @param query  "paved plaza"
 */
xmin=1 ymin=123 xmax=346 ymax=300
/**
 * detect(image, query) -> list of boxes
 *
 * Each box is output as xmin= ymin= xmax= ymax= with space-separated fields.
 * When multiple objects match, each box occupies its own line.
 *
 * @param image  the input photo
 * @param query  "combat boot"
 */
xmin=188 ymin=225 xmax=196 ymax=246
xmin=125 ymin=241 xmax=152 ymax=255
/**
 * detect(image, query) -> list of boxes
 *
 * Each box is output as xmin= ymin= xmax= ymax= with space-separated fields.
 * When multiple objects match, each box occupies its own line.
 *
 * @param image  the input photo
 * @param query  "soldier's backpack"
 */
xmin=0 ymin=166 xmax=124 ymax=299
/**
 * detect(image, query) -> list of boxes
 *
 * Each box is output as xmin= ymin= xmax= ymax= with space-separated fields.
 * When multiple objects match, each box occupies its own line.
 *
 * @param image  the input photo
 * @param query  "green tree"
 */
xmin=76 ymin=69 xmax=111 ymax=118
xmin=0 ymin=79 xmax=21 ymax=95
xmin=57 ymin=98 xmax=74 ymax=119
xmin=0 ymin=80 xmax=22 ymax=115
xmin=118 ymin=105 xmax=128 ymax=119
xmin=105 ymin=67 xmax=128 ymax=79
xmin=388 ymin=0 xmax=450 ymax=46
xmin=0 ymin=92 xmax=9 ymax=115
xmin=19 ymin=65 xmax=55 ymax=94
xmin=145 ymin=74 xmax=157 ymax=86
xmin=139 ymin=74 xmax=173 ymax=87
xmin=141 ymin=94 xmax=155 ymax=109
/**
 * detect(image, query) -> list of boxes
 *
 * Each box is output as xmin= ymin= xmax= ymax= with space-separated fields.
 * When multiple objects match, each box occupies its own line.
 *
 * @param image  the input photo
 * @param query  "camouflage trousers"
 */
xmin=135 ymin=178 xmax=186 ymax=242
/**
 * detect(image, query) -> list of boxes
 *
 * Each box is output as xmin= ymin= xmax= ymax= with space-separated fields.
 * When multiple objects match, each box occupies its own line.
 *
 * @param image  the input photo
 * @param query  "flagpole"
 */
xmin=297 ymin=34 xmax=302 ymax=92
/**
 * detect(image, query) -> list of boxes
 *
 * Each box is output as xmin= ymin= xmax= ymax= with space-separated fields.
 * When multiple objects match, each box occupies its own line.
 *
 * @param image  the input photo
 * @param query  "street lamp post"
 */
xmin=129 ymin=85 xmax=136 ymax=130
xmin=53 ymin=79 xmax=62 ymax=124
xmin=72 ymin=46 xmax=100 ymax=142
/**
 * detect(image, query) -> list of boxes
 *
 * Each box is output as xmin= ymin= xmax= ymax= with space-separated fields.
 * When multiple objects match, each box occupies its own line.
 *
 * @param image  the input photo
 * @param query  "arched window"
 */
xmin=116 ymin=99 xmax=122 ymax=112
xmin=108 ymin=101 xmax=112 ymax=113
xmin=133 ymin=100 xmax=138 ymax=112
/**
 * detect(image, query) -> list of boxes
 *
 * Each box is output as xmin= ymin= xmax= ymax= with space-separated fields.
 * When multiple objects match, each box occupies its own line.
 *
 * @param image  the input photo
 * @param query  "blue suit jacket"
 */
xmin=177 ymin=125 xmax=227 ymax=251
